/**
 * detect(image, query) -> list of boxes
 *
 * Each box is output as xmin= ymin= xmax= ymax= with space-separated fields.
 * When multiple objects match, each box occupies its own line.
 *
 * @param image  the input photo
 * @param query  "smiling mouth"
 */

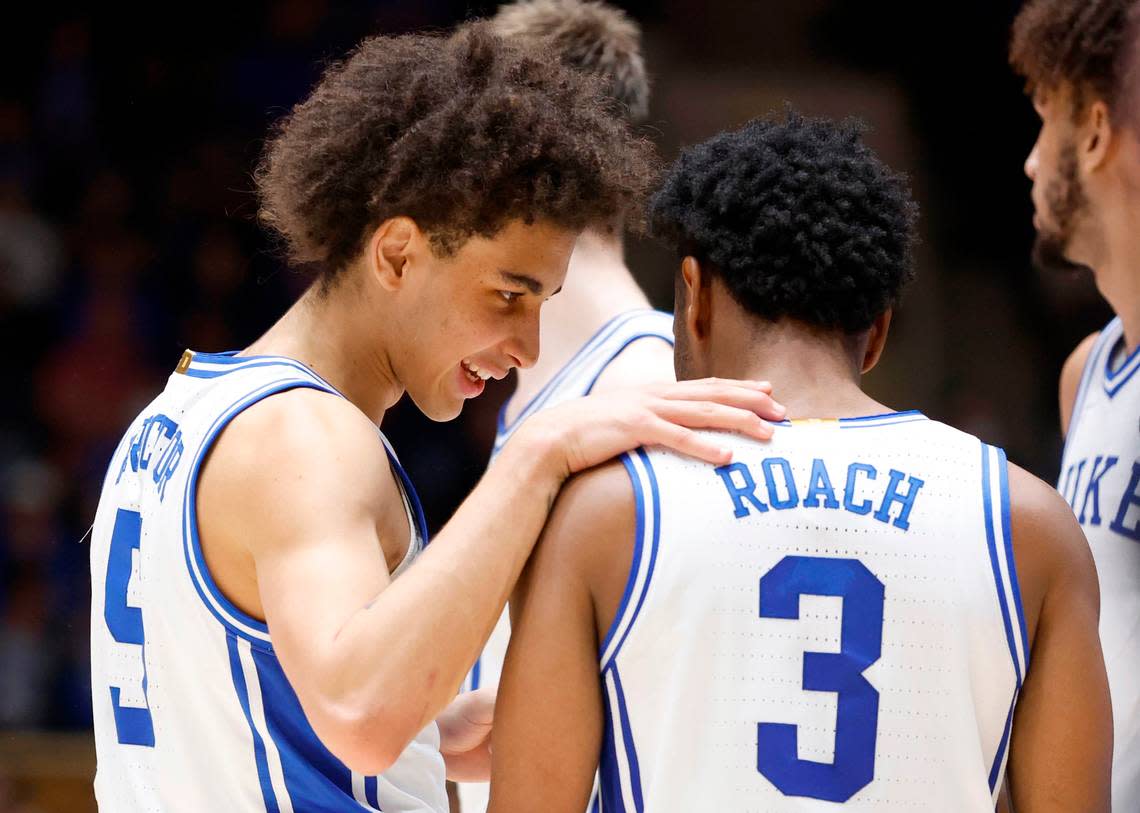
xmin=461 ymin=359 xmax=493 ymax=384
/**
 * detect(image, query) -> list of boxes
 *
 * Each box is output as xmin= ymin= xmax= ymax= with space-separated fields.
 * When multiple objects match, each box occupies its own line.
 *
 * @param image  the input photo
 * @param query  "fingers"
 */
xmin=652 ymin=400 xmax=776 ymax=442
xmin=650 ymin=379 xmax=785 ymax=422
xmin=640 ymin=418 xmax=734 ymax=465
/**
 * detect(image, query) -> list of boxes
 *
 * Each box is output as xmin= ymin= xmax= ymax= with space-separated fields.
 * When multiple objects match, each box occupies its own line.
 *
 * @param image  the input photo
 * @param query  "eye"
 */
xmin=498 ymin=290 xmax=523 ymax=303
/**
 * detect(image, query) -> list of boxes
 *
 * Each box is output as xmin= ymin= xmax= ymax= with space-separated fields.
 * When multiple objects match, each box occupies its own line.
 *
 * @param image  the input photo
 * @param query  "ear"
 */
xmin=861 ymin=309 xmax=892 ymax=374
xmin=367 ymin=217 xmax=421 ymax=292
xmin=1080 ymin=100 xmax=1113 ymax=173
xmin=680 ymin=256 xmax=714 ymax=344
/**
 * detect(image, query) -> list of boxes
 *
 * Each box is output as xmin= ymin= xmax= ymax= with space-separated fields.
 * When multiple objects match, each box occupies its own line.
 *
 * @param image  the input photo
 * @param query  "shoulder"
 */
xmin=200 ymin=388 xmax=400 ymax=548
xmin=531 ymin=459 xmax=637 ymax=609
xmin=589 ymin=335 xmax=675 ymax=394
xmin=1059 ymin=331 xmax=1101 ymax=435
xmin=1005 ymin=460 xmax=1098 ymax=644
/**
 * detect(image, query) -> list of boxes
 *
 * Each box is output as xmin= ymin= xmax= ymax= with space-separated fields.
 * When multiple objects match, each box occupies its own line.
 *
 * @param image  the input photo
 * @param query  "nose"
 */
xmin=506 ymin=311 xmax=541 ymax=370
xmin=1024 ymin=140 xmax=1039 ymax=181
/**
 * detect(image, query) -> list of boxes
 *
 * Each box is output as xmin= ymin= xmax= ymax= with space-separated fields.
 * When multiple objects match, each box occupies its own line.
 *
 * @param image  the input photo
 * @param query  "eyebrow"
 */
xmin=499 ymin=270 xmax=545 ymax=295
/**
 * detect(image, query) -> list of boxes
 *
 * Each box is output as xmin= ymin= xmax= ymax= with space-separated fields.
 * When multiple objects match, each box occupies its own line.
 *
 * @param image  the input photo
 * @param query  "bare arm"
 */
xmin=1058 ymin=332 xmax=1099 ymax=436
xmin=199 ymin=379 xmax=782 ymax=774
xmin=1005 ymin=463 xmax=1112 ymax=812
xmin=489 ymin=462 xmax=633 ymax=813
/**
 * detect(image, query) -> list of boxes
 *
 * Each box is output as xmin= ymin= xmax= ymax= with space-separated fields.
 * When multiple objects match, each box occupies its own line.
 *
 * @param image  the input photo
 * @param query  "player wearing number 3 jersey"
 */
xmin=488 ymin=113 xmax=1112 ymax=812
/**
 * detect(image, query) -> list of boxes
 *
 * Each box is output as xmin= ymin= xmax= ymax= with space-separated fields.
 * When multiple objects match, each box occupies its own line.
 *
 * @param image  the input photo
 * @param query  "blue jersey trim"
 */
xmin=1068 ymin=321 xmax=1116 ymax=435
xmin=183 ymin=351 xmax=345 ymax=396
xmin=598 ymin=688 xmax=627 ymax=813
xmin=600 ymin=449 xmax=662 ymax=670
xmin=581 ymin=332 xmax=674 ymax=397
xmin=609 ymin=665 xmax=644 ymax=812
xmin=981 ymin=444 xmax=1023 ymax=688
xmin=385 ymin=443 xmax=429 ymax=546
xmin=1102 ymin=318 xmax=1140 ymax=397
xmin=998 ymin=448 xmax=1031 ymax=667
xmin=497 ymin=310 xmax=667 ymax=442
xmin=226 ymin=633 xmax=283 ymax=813
xmin=365 ymin=775 xmax=380 ymax=808
xmin=249 ymin=645 xmax=363 ymax=810
xmin=182 ymin=378 xmax=339 ymax=647
xmin=988 ymin=690 xmax=1018 ymax=794
xmin=598 ymin=453 xmax=648 ymax=660
xmin=771 ymin=410 xmax=928 ymax=429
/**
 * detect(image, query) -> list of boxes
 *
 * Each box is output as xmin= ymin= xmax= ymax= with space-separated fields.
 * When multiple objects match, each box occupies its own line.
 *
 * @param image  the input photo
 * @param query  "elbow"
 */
xmin=306 ymin=698 xmax=421 ymax=776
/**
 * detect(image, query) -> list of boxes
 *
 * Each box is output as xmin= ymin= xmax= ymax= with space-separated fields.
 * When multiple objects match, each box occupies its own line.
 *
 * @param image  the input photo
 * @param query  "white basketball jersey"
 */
xmin=596 ymin=413 xmax=1027 ymax=812
xmin=89 ymin=350 xmax=448 ymax=813
xmin=459 ymin=309 xmax=674 ymax=812
xmin=1058 ymin=316 xmax=1140 ymax=811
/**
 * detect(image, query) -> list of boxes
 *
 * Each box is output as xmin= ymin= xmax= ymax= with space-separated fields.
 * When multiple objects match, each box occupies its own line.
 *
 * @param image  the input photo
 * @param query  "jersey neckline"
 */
xmin=773 ymin=409 xmax=928 ymax=428
xmin=1102 ymin=318 xmax=1140 ymax=397
xmin=180 ymin=350 xmax=346 ymax=398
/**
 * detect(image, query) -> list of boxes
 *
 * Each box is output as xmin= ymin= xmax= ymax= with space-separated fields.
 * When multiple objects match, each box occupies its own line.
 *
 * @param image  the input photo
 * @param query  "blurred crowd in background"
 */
xmin=0 ymin=0 xmax=1114 ymax=749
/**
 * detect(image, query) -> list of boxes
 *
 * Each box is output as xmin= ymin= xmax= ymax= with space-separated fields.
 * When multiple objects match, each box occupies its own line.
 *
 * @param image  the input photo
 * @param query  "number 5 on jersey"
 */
xmin=757 ymin=555 xmax=884 ymax=803
xmin=104 ymin=508 xmax=156 ymax=747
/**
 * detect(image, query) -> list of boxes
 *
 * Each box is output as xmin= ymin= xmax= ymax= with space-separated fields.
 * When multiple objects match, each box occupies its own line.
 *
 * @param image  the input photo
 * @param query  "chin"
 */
xmin=1031 ymin=231 xmax=1091 ymax=276
xmin=409 ymin=392 xmax=465 ymax=423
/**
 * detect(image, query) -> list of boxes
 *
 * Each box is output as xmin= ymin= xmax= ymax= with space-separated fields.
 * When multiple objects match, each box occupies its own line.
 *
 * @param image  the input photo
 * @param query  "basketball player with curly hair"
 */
xmin=87 ymin=24 xmax=784 ymax=812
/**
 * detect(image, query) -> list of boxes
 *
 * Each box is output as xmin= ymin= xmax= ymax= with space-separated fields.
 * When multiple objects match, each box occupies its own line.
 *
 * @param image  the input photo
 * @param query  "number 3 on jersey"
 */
xmin=757 ymin=555 xmax=884 ymax=803
xmin=104 ymin=508 xmax=155 ymax=746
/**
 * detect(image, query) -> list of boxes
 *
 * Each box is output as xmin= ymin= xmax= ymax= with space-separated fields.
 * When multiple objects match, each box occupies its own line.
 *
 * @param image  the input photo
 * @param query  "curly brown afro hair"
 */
xmin=1010 ymin=0 xmax=1140 ymax=122
xmin=650 ymin=111 xmax=918 ymax=334
xmin=255 ymin=22 xmax=656 ymax=282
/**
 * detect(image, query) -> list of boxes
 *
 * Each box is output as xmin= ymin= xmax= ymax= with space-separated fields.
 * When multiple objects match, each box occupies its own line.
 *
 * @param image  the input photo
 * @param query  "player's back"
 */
xmin=602 ymin=412 xmax=1027 ymax=812
xmin=89 ymin=350 xmax=447 ymax=812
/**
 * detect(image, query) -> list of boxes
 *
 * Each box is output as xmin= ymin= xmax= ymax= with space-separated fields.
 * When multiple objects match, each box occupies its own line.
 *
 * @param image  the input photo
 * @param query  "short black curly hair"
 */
xmin=256 ymin=22 xmax=655 ymax=282
xmin=1010 ymin=0 xmax=1140 ymax=123
xmin=649 ymin=111 xmax=918 ymax=334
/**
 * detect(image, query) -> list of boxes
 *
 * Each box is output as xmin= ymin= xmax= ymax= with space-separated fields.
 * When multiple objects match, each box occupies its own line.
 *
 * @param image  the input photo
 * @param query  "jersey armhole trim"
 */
xmin=1068 ymin=319 xmax=1118 ymax=438
xmin=499 ymin=309 xmax=662 ymax=439
xmin=600 ymin=448 xmax=661 ymax=671
xmin=582 ymin=332 xmax=675 ymax=397
xmin=981 ymin=444 xmax=1030 ymax=683
xmin=182 ymin=378 xmax=340 ymax=650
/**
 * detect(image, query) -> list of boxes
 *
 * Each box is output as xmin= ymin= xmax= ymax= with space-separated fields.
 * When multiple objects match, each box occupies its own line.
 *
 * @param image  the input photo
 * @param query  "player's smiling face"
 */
xmin=396 ymin=218 xmax=575 ymax=421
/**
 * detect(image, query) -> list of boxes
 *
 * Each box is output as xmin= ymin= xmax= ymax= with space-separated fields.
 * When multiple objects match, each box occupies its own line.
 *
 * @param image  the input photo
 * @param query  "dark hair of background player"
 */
xmin=649 ymin=110 xmax=919 ymax=334
xmin=490 ymin=0 xmax=650 ymax=124
xmin=1010 ymin=0 xmax=1140 ymax=122
xmin=255 ymin=21 xmax=655 ymax=286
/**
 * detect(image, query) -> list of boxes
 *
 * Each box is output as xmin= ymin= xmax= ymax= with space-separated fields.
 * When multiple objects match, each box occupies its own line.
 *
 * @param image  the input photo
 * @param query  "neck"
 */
xmin=243 ymin=277 xmax=404 ymax=424
xmin=1094 ymin=183 xmax=1140 ymax=352
xmin=518 ymin=228 xmax=650 ymax=386
xmin=703 ymin=320 xmax=888 ymax=419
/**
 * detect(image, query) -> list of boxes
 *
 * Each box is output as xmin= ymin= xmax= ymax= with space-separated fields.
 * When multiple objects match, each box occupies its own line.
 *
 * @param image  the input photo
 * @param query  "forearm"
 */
xmin=323 ymin=429 xmax=564 ymax=746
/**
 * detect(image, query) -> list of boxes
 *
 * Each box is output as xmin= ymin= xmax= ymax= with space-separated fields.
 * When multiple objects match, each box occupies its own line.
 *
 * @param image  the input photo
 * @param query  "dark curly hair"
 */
xmin=1010 ymin=0 xmax=1140 ymax=122
xmin=256 ymin=22 xmax=655 ymax=282
xmin=649 ymin=111 xmax=918 ymax=334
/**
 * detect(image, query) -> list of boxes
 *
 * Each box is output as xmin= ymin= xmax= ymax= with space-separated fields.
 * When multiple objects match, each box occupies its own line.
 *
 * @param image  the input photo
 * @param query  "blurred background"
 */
xmin=0 ymin=0 xmax=1111 ymax=809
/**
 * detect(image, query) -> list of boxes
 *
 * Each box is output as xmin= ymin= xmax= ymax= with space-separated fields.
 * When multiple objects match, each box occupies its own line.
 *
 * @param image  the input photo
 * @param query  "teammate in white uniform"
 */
xmin=1011 ymin=1 xmax=1140 ymax=807
xmin=489 ymin=113 xmax=1111 ymax=812
xmin=460 ymin=7 xmax=673 ymax=808
xmin=88 ymin=25 xmax=785 ymax=812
